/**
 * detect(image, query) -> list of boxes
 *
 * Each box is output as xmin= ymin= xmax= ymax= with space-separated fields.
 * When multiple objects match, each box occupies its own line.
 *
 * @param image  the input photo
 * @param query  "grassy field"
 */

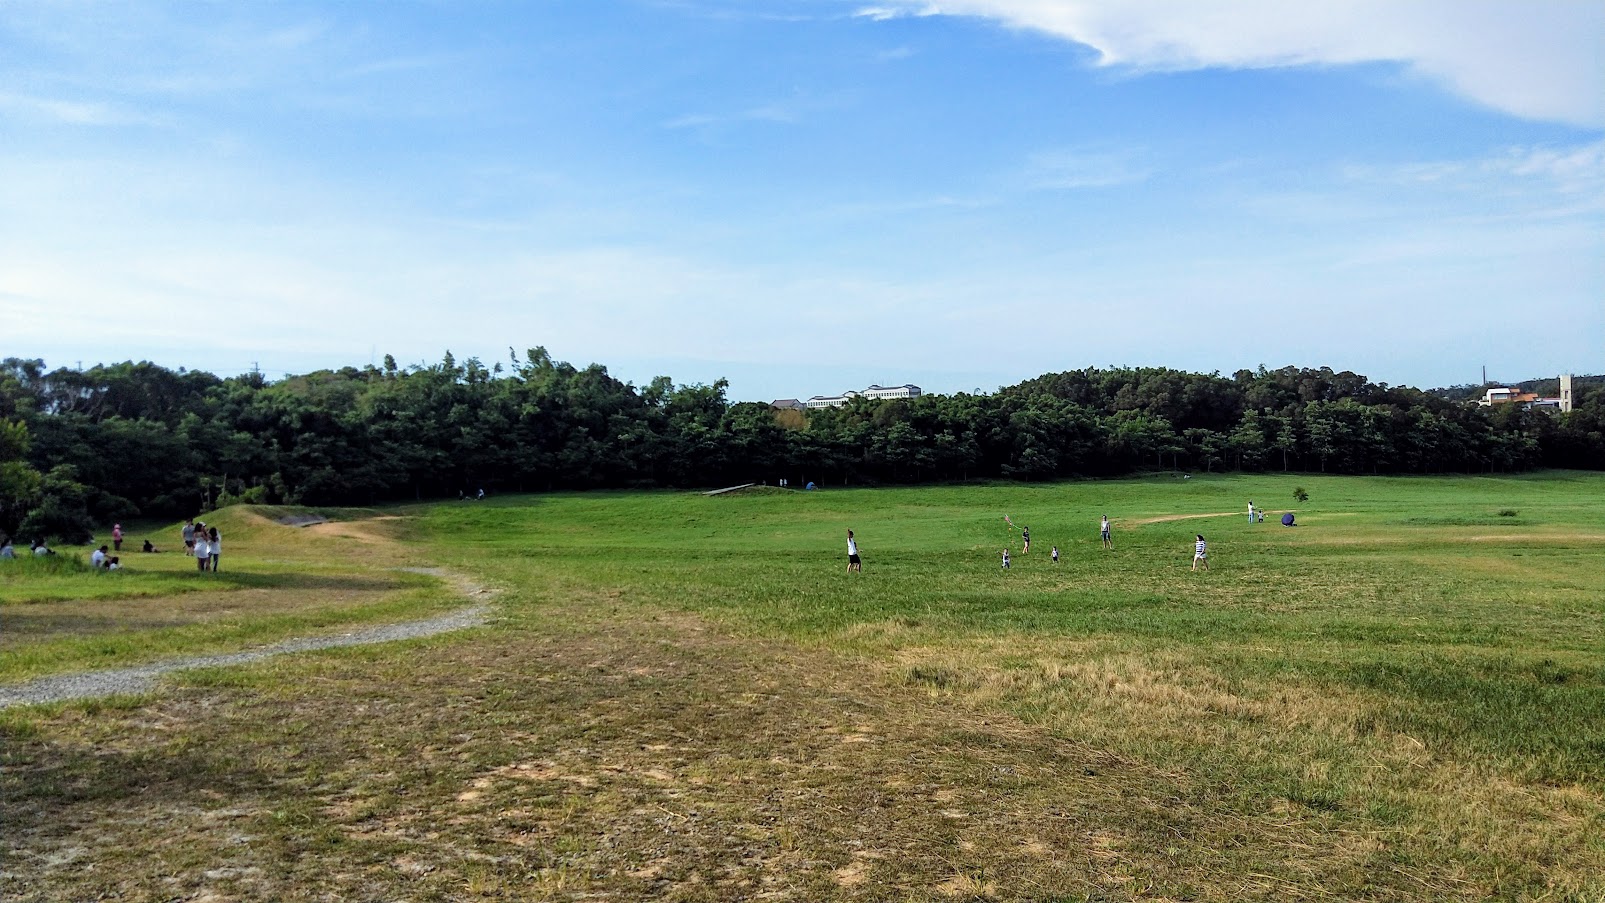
xmin=3 ymin=472 xmax=1603 ymax=901
xmin=0 ymin=506 xmax=461 ymax=681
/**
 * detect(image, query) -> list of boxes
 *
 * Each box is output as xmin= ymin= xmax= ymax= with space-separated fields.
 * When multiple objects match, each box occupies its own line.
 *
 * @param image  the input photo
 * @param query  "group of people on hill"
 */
xmin=182 ymin=518 xmax=223 ymax=572
xmin=846 ymin=513 xmax=1133 ymax=574
xmin=1000 ymin=516 xmax=1117 ymax=570
xmin=842 ymin=499 xmax=1299 ymax=574
xmin=0 ymin=516 xmax=221 ymax=572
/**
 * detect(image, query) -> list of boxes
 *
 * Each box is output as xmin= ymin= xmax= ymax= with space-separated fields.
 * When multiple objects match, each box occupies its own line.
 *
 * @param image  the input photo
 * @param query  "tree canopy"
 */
xmin=2 ymin=353 xmax=1600 ymax=542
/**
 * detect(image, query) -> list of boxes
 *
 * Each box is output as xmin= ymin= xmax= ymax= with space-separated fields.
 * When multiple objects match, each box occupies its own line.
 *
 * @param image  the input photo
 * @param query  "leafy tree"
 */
xmin=18 ymin=464 xmax=95 ymax=544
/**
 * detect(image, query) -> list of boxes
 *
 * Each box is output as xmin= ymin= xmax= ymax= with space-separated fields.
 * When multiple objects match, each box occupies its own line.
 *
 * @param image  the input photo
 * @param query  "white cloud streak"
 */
xmin=867 ymin=0 xmax=1605 ymax=126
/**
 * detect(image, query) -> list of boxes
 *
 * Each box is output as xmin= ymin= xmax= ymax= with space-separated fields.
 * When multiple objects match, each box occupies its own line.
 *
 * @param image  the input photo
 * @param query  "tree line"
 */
xmin=2 ymin=351 xmax=1601 ymax=542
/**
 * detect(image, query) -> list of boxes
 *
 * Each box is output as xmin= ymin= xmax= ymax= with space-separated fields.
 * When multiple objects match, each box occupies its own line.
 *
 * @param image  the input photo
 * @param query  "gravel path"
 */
xmin=0 ymin=567 xmax=493 ymax=709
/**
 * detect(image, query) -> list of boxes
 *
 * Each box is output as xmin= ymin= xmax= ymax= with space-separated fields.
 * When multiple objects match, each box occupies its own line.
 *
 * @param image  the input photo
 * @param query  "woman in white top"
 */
xmin=193 ymin=533 xmax=210 ymax=571
xmin=208 ymin=527 xmax=221 ymax=572
xmin=1191 ymin=534 xmax=1209 ymax=571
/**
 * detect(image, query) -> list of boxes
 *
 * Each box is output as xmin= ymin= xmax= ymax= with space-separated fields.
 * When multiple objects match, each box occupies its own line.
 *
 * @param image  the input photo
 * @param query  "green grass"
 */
xmin=5 ymin=472 xmax=1604 ymax=901
xmin=408 ymin=471 xmax=1605 ymax=790
xmin=0 ymin=505 xmax=461 ymax=681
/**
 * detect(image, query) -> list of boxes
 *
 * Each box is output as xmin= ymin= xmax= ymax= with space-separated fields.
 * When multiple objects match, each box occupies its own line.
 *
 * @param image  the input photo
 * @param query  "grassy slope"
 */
xmin=407 ymin=472 xmax=1605 ymax=895
xmin=3 ymin=473 xmax=1602 ymax=901
xmin=0 ymin=506 xmax=461 ymax=681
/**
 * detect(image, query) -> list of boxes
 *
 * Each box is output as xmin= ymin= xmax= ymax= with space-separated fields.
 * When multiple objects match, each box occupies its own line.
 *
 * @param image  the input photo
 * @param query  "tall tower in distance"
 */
xmin=1559 ymin=374 xmax=1574 ymax=413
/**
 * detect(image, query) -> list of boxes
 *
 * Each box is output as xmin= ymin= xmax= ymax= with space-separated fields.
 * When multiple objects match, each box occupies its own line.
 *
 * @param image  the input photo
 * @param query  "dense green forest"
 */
xmin=1 ymin=351 xmax=1601 ymax=542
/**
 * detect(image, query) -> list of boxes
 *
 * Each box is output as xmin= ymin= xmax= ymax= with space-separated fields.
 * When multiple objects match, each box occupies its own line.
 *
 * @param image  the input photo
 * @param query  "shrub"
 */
xmin=1293 ymin=487 xmax=1310 ymax=503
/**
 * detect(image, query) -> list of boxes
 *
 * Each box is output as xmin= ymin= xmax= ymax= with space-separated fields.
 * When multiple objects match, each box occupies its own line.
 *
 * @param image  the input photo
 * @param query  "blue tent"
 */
xmin=1281 ymin=512 xmax=1296 ymax=526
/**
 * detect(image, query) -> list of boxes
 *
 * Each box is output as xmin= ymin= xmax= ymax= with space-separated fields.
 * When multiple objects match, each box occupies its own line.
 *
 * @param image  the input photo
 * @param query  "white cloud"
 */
xmin=1024 ymin=147 xmax=1151 ymax=189
xmin=0 ymin=92 xmax=163 ymax=126
xmin=1340 ymin=139 xmax=1605 ymax=200
xmin=868 ymin=0 xmax=1605 ymax=126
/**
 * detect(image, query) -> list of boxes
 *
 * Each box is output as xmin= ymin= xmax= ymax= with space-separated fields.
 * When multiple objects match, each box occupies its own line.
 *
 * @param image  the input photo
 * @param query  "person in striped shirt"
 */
xmin=1191 ymin=534 xmax=1209 ymax=571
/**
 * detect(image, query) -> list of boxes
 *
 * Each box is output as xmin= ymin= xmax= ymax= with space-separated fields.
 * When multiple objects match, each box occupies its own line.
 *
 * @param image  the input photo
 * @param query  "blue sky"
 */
xmin=2 ymin=1 xmax=1601 ymax=401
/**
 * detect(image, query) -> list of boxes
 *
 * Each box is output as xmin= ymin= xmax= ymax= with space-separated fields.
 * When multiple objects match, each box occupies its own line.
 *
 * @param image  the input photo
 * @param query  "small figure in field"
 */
xmin=208 ymin=526 xmax=221 ymax=572
xmin=91 ymin=545 xmax=109 ymax=568
xmin=846 ymin=530 xmax=862 ymax=573
xmin=31 ymin=540 xmax=54 ymax=556
xmin=1100 ymin=515 xmax=1112 ymax=550
xmin=1021 ymin=526 xmax=1030 ymax=554
xmin=0 ymin=538 xmax=14 ymax=559
xmin=1281 ymin=513 xmax=1296 ymax=527
xmin=142 ymin=539 xmax=160 ymax=553
xmin=107 ymin=556 xmax=121 ymax=570
xmin=477 ymin=488 xmax=486 ymax=500
xmin=193 ymin=530 xmax=210 ymax=572
xmin=1247 ymin=501 xmax=1255 ymax=524
xmin=1191 ymin=534 xmax=1209 ymax=571
xmin=1001 ymin=548 xmax=1010 ymax=569
xmin=182 ymin=518 xmax=196 ymax=554
xmin=113 ymin=523 xmax=123 ymax=551
xmin=1051 ymin=545 xmax=1059 ymax=564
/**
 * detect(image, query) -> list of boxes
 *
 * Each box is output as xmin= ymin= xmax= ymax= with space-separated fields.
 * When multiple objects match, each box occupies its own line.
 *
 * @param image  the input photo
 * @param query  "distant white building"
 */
xmin=796 ymin=384 xmax=922 ymax=409
xmin=860 ymin=384 xmax=923 ymax=401
xmin=804 ymin=391 xmax=859 ymax=409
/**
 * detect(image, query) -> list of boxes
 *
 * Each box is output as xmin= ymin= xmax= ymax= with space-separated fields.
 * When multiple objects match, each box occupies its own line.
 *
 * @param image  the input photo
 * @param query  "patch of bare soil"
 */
xmin=300 ymin=517 xmax=403 ymax=543
xmin=1130 ymin=511 xmax=1242 ymax=525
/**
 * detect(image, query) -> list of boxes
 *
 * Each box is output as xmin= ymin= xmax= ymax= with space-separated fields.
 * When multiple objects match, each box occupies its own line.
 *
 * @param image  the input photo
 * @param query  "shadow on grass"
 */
xmin=0 ymin=701 xmax=281 ymax=840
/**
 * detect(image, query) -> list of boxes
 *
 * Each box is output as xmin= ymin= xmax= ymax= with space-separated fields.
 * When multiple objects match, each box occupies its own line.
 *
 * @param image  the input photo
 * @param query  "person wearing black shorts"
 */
xmin=846 ymin=530 xmax=862 ymax=573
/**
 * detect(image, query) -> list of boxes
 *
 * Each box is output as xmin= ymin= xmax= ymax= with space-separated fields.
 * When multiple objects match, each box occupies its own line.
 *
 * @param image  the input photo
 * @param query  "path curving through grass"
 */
xmin=0 ymin=567 xmax=493 ymax=709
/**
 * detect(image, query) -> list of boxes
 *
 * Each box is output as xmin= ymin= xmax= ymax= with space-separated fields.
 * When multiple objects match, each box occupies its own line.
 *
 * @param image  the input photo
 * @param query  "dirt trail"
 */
xmin=0 ymin=568 xmax=494 ymax=709
xmin=1129 ymin=511 xmax=1243 ymax=525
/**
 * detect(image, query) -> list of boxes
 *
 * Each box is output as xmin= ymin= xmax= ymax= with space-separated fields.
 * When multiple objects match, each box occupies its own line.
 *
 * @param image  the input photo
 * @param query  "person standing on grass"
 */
xmin=846 ymin=530 xmax=862 ymax=573
xmin=1192 ymin=534 xmax=1209 ymax=572
xmin=1002 ymin=548 xmax=1010 ymax=569
xmin=1021 ymin=525 xmax=1030 ymax=554
xmin=182 ymin=518 xmax=196 ymax=555
xmin=112 ymin=523 xmax=123 ymax=551
xmin=1051 ymin=545 xmax=1059 ymax=564
xmin=193 ymin=530 xmax=210 ymax=572
xmin=208 ymin=526 xmax=221 ymax=572
xmin=1101 ymin=515 xmax=1112 ymax=550
xmin=1248 ymin=501 xmax=1256 ymax=524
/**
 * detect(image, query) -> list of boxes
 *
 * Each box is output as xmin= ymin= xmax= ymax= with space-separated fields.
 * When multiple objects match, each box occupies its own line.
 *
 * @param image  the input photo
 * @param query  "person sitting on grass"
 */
xmin=142 ymin=539 xmax=160 ymax=553
xmin=107 ymin=556 xmax=122 ymax=571
xmin=32 ymin=540 xmax=54 ymax=556
xmin=0 ymin=537 xmax=14 ymax=559
xmin=91 ymin=545 xmax=109 ymax=568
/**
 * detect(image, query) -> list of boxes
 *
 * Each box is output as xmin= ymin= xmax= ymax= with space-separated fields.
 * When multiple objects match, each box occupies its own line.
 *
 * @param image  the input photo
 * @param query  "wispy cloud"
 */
xmin=663 ymin=102 xmax=804 ymax=129
xmin=863 ymin=1 xmax=1605 ymax=127
xmin=1343 ymin=140 xmax=1605 ymax=197
xmin=0 ymin=92 xmax=164 ymax=127
xmin=1023 ymin=147 xmax=1152 ymax=190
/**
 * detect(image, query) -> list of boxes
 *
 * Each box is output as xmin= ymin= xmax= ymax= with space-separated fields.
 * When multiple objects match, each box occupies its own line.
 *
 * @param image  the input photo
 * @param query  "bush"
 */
xmin=1293 ymin=486 xmax=1310 ymax=503
xmin=16 ymin=465 xmax=96 ymax=544
xmin=1497 ymin=509 xmax=1518 ymax=517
